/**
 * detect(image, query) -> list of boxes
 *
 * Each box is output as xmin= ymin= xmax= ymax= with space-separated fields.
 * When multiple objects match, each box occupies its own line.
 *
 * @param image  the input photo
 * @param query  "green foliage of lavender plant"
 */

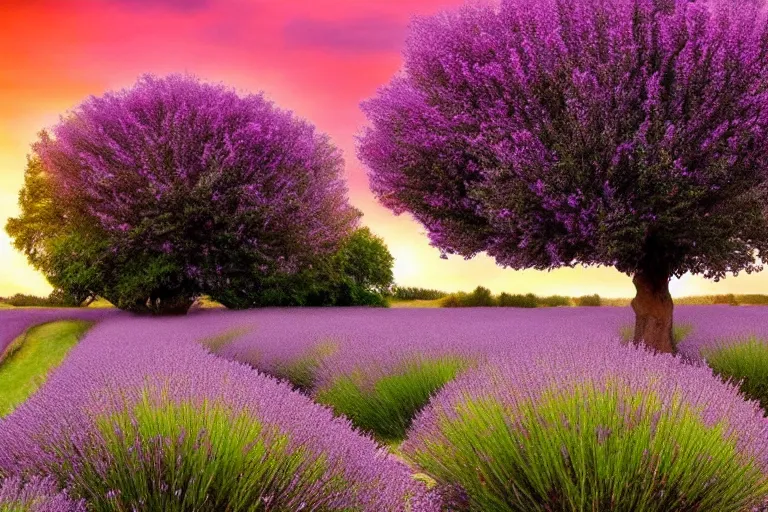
xmin=64 ymin=392 xmax=343 ymax=511
xmin=316 ymin=357 xmax=469 ymax=443
xmin=0 ymin=476 xmax=86 ymax=512
xmin=407 ymin=385 xmax=768 ymax=512
xmin=703 ymin=338 xmax=768 ymax=413
xmin=198 ymin=327 xmax=251 ymax=354
xmin=271 ymin=342 xmax=339 ymax=393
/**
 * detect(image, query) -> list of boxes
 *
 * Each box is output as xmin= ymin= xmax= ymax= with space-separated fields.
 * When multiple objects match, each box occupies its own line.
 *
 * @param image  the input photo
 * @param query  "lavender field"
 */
xmin=2 ymin=306 xmax=768 ymax=510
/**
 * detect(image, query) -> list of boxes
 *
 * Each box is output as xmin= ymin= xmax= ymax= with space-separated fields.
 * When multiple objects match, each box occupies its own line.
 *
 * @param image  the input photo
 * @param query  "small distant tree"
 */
xmin=359 ymin=0 xmax=768 ymax=352
xmin=7 ymin=74 xmax=359 ymax=314
xmin=211 ymin=226 xmax=394 ymax=308
xmin=335 ymin=227 xmax=395 ymax=294
xmin=575 ymin=294 xmax=602 ymax=307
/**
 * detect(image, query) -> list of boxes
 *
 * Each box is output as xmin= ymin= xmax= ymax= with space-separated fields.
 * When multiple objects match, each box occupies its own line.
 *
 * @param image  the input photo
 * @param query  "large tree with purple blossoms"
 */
xmin=7 ymin=74 xmax=359 ymax=314
xmin=358 ymin=0 xmax=768 ymax=353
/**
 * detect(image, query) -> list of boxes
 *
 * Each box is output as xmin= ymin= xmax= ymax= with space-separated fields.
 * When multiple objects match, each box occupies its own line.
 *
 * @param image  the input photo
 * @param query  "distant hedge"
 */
xmin=391 ymin=287 xmax=448 ymax=301
xmin=574 ymin=294 xmax=602 ymax=307
xmin=0 ymin=291 xmax=83 ymax=308
xmin=422 ymin=290 xmax=768 ymax=308
xmin=441 ymin=289 xmax=587 ymax=308
xmin=497 ymin=293 xmax=538 ymax=308
xmin=673 ymin=294 xmax=768 ymax=306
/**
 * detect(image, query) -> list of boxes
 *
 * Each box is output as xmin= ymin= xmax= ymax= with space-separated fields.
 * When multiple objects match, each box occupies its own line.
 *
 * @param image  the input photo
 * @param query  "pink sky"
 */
xmin=1 ymin=0 xmax=765 ymax=298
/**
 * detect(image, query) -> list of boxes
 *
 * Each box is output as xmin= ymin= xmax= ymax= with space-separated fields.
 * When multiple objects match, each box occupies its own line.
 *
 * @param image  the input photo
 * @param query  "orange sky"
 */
xmin=1 ymin=0 xmax=766 ymax=298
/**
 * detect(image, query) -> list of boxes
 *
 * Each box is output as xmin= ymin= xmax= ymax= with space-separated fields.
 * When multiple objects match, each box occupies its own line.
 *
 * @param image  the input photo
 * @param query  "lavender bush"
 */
xmin=214 ymin=307 xmax=631 ymax=392
xmin=404 ymin=344 xmax=768 ymax=511
xmin=315 ymin=355 xmax=471 ymax=442
xmin=0 ymin=314 xmax=438 ymax=511
xmin=672 ymin=306 xmax=768 ymax=361
xmin=619 ymin=323 xmax=693 ymax=353
xmin=213 ymin=308 xmax=628 ymax=441
xmin=703 ymin=338 xmax=768 ymax=413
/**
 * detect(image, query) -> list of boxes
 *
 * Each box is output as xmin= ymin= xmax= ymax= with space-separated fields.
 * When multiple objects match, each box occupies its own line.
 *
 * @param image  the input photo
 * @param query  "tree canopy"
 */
xmin=358 ymin=0 xmax=768 ymax=351
xmin=7 ymin=74 xmax=360 ymax=314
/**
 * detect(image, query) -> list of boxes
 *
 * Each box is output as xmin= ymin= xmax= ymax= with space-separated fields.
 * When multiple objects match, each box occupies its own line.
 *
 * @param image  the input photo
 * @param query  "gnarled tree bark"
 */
xmin=631 ymin=270 xmax=674 ymax=353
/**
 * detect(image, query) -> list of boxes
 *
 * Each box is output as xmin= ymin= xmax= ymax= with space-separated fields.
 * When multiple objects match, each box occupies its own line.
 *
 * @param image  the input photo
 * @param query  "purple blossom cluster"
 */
xmin=36 ymin=74 xmax=357 ymax=261
xmin=0 ymin=312 xmax=438 ymax=511
xmin=0 ymin=476 xmax=85 ymax=512
xmin=358 ymin=0 xmax=768 ymax=283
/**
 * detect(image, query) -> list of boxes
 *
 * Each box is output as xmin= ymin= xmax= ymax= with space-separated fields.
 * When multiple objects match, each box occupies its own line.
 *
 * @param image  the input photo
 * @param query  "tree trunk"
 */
xmin=148 ymin=294 xmax=195 ymax=315
xmin=631 ymin=270 xmax=674 ymax=354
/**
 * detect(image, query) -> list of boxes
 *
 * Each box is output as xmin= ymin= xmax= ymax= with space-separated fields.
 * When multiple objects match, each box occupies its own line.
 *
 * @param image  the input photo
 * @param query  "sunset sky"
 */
xmin=1 ymin=0 xmax=767 ymax=298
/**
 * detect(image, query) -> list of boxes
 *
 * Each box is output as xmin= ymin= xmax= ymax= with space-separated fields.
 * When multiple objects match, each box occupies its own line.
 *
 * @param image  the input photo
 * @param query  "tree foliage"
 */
xmin=391 ymin=287 xmax=448 ymax=301
xmin=211 ymin=227 xmax=394 ymax=308
xmin=358 ymin=0 xmax=768 ymax=282
xmin=7 ymin=74 xmax=359 ymax=313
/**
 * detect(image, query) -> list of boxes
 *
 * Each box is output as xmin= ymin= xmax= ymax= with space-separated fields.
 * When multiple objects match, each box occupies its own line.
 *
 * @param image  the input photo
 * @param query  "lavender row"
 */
xmin=404 ymin=341 xmax=768 ymax=510
xmin=212 ymin=306 xmax=768 ymax=388
xmin=0 ymin=312 xmax=437 ymax=510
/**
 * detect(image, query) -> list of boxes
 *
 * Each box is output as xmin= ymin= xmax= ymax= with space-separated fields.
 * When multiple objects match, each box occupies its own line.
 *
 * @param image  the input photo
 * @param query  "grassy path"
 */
xmin=0 ymin=320 xmax=92 ymax=416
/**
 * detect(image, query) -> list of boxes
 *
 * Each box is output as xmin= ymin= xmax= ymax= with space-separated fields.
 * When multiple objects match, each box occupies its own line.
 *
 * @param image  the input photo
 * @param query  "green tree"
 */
xmin=210 ymin=227 xmax=394 ymax=308
xmin=6 ymin=75 xmax=358 ymax=314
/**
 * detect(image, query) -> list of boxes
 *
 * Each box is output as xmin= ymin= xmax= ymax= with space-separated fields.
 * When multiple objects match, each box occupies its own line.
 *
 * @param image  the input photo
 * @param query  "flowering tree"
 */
xmin=358 ymin=0 xmax=768 ymax=352
xmin=7 ymin=74 xmax=359 ymax=314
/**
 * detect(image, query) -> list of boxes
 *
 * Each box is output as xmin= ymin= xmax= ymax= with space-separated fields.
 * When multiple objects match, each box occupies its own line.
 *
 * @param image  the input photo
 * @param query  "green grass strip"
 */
xmin=0 ymin=320 xmax=92 ymax=417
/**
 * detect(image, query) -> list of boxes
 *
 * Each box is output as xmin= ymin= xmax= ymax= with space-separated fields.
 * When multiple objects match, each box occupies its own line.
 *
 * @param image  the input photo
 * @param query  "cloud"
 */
xmin=283 ymin=16 xmax=406 ymax=54
xmin=108 ymin=0 xmax=210 ymax=11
